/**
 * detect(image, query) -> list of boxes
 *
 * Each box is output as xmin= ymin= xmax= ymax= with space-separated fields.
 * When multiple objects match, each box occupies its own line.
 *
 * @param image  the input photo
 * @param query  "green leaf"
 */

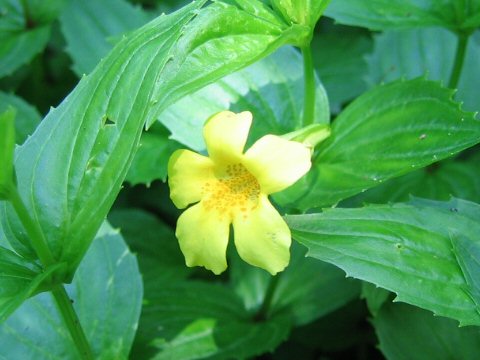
xmin=160 ymin=46 xmax=329 ymax=152
xmin=343 ymin=156 xmax=480 ymax=206
xmin=125 ymin=124 xmax=183 ymax=185
xmin=0 ymin=92 xmax=41 ymax=144
xmin=361 ymin=282 xmax=391 ymax=317
xmin=0 ymin=247 xmax=62 ymax=323
xmin=286 ymin=198 xmax=480 ymax=325
xmin=312 ymin=29 xmax=373 ymax=112
xmin=271 ymin=0 xmax=331 ymax=30
xmin=279 ymin=78 xmax=480 ymax=210
xmin=367 ymin=28 xmax=480 ymax=112
xmin=59 ymin=0 xmax=152 ymax=76
xmin=230 ymin=242 xmax=361 ymax=326
xmin=325 ymin=0 xmax=480 ymax=31
xmin=0 ymin=222 xmax=143 ymax=359
xmin=108 ymin=208 xmax=191 ymax=290
xmin=373 ymin=303 xmax=480 ymax=360
xmin=0 ymin=106 xmax=15 ymax=197
xmin=0 ymin=0 xmax=64 ymax=77
xmin=133 ymin=281 xmax=291 ymax=360
xmin=1 ymin=0 xmax=301 ymax=279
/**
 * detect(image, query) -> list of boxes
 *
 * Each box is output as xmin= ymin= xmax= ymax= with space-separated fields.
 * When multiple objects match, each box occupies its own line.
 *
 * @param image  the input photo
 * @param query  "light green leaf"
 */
xmin=160 ymin=46 xmax=329 ymax=152
xmin=367 ymin=28 xmax=480 ymax=112
xmin=271 ymin=0 xmax=331 ymax=30
xmin=0 ymin=222 xmax=143 ymax=359
xmin=132 ymin=281 xmax=291 ymax=360
xmin=286 ymin=198 xmax=480 ymax=325
xmin=278 ymin=78 xmax=480 ymax=210
xmin=1 ymin=0 xmax=301 ymax=279
xmin=361 ymin=282 xmax=391 ymax=317
xmin=343 ymin=156 xmax=480 ymax=206
xmin=108 ymin=208 xmax=191 ymax=290
xmin=59 ymin=0 xmax=152 ymax=76
xmin=0 ymin=107 xmax=15 ymax=197
xmin=325 ymin=0 xmax=480 ymax=31
xmin=374 ymin=303 xmax=480 ymax=360
xmin=0 ymin=247 xmax=61 ymax=323
xmin=230 ymin=242 xmax=361 ymax=326
xmin=312 ymin=29 xmax=372 ymax=112
xmin=0 ymin=92 xmax=41 ymax=144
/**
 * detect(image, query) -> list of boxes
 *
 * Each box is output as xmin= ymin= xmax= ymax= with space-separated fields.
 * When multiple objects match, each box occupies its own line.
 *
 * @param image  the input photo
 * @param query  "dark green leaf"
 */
xmin=0 ymin=92 xmax=41 ymax=144
xmin=0 ymin=222 xmax=143 ymax=359
xmin=126 ymin=124 xmax=183 ymax=185
xmin=286 ymin=198 xmax=480 ymax=325
xmin=160 ymin=46 xmax=329 ymax=152
xmin=312 ymin=29 xmax=372 ymax=112
xmin=367 ymin=28 xmax=480 ymax=112
xmin=108 ymin=208 xmax=191 ymax=290
xmin=374 ymin=303 xmax=480 ymax=360
xmin=325 ymin=0 xmax=480 ymax=31
xmin=230 ymin=242 xmax=361 ymax=326
xmin=59 ymin=0 xmax=152 ymax=76
xmin=279 ymin=78 xmax=480 ymax=210
xmin=133 ymin=281 xmax=291 ymax=360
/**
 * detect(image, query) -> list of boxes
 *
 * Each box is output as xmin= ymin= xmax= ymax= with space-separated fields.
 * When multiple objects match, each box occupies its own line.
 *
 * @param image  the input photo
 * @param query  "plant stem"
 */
xmin=302 ymin=45 xmax=315 ymax=126
xmin=9 ymin=187 xmax=94 ymax=358
xmin=255 ymin=274 xmax=281 ymax=320
xmin=448 ymin=32 xmax=470 ymax=89
xmin=51 ymin=285 xmax=94 ymax=360
xmin=8 ymin=186 xmax=55 ymax=266
xmin=19 ymin=0 xmax=34 ymax=28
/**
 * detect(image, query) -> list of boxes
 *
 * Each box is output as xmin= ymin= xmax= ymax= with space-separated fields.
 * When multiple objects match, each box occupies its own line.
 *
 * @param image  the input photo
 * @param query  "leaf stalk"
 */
xmin=302 ymin=45 xmax=316 ymax=126
xmin=448 ymin=32 xmax=470 ymax=89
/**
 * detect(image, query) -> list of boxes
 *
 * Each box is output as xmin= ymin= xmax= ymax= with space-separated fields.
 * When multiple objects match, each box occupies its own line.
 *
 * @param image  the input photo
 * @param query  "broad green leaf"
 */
xmin=160 ymin=46 xmax=329 ymax=152
xmin=0 ymin=107 xmax=15 ymax=197
xmin=373 ymin=303 xmax=480 ymax=360
xmin=0 ymin=222 xmax=143 ymax=359
xmin=286 ymin=198 xmax=480 ymax=325
xmin=59 ymin=0 xmax=152 ymax=76
xmin=0 ymin=0 xmax=64 ymax=77
xmin=325 ymin=0 xmax=480 ymax=31
xmin=0 ymin=92 xmax=41 ymax=144
xmin=230 ymin=242 xmax=361 ymax=326
xmin=125 ymin=124 xmax=183 ymax=185
xmin=278 ymin=78 xmax=480 ymax=210
xmin=1 ymin=0 xmax=302 ymax=279
xmin=312 ymin=29 xmax=372 ymax=112
xmin=367 ymin=28 xmax=480 ymax=112
xmin=271 ymin=0 xmax=331 ymax=30
xmin=344 ymin=156 xmax=480 ymax=206
xmin=144 ymin=1 xmax=310 ymax=128
xmin=0 ymin=247 xmax=62 ymax=323
xmin=108 ymin=208 xmax=191 ymax=289
xmin=132 ymin=281 xmax=291 ymax=360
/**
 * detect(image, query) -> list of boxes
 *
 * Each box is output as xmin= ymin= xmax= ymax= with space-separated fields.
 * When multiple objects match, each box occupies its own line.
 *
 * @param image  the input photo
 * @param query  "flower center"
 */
xmin=202 ymin=163 xmax=260 ymax=217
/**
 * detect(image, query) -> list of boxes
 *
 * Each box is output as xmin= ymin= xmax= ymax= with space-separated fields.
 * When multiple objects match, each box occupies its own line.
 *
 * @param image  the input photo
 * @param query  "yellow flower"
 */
xmin=168 ymin=111 xmax=311 ymax=275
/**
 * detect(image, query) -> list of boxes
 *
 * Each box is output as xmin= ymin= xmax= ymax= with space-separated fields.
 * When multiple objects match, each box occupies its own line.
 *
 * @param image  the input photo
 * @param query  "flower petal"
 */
xmin=233 ymin=195 xmax=291 ymax=275
xmin=244 ymin=135 xmax=311 ymax=194
xmin=168 ymin=149 xmax=215 ymax=209
xmin=204 ymin=111 xmax=252 ymax=164
xmin=176 ymin=202 xmax=230 ymax=275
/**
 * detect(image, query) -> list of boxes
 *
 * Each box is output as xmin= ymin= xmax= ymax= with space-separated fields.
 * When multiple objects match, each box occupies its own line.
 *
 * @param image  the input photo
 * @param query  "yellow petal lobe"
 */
xmin=244 ymin=135 xmax=311 ymax=194
xmin=168 ymin=149 xmax=215 ymax=209
xmin=232 ymin=195 xmax=291 ymax=275
xmin=204 ymin=111 xmax=252 ymax=164
xmin=176 ymin=202 xmax=230 ymax=275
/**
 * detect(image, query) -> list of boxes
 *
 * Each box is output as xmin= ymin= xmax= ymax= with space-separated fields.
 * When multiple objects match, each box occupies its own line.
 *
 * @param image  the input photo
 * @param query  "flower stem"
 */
xmin=8 ymin=187 xmax=94 ymax=359
xmin=255 ymin=274 xmax=281 ymax=321
xmin=8 ymin=186 xmax=55 ymax=266
xmin=51 ymin=285 xmax=94 ymax=360
xmin=302 ymin=45 xmax=315 ymax=126
xmin=448 ymin=32 xmax=470 ymax=89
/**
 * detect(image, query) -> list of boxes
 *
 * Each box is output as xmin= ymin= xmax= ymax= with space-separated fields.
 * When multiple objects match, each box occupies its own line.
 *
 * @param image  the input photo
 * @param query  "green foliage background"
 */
xmin=0 ymin=0 xmax=480 ymax=359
